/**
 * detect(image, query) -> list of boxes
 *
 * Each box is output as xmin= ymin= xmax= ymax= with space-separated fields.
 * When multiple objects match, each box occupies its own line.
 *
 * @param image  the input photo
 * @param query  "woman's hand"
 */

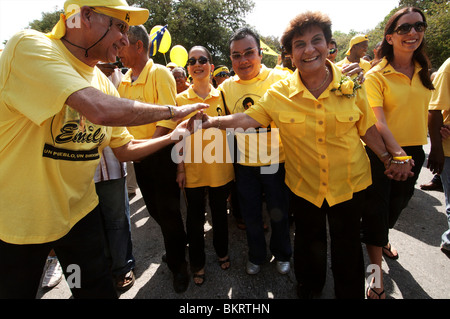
xmin=384 ymin=159 xmax=415 ymax=181
xmin=341 ymin=62 xmax=365 ymax=84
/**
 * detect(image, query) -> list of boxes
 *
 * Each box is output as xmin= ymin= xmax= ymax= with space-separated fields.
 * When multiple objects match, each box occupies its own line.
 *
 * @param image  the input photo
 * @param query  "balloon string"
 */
xmin=164 ymin=53 xmax=168 ymax=65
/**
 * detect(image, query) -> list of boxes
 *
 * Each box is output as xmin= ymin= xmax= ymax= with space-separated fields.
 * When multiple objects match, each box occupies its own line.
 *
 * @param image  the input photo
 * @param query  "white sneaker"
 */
xmin=41 ymin=256 xmax=63 ymax=288
xmin=246 ymin=261 xmax=261 ymax=275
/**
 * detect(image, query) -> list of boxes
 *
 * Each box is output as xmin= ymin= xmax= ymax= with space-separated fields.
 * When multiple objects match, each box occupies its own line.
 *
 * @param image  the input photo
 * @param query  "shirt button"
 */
xmin=290 ymin=118 xmax=295 ymax=123
xmin=321 ymin=155 xmax=326 ymax=159
xmin=349 ymin=116 xmax=353 ymax=121
xmin=318 ymin=138 xmax=323 ymax=143
xmin=318 ymin=120 xmax=323 ymax=125
xmin=322 ymin=182 xmax=327 ymax=186
xmin=322 ymin=169 xmax=327 ymax=173
xmin=317 ymin=104 xmax=322 ymax=109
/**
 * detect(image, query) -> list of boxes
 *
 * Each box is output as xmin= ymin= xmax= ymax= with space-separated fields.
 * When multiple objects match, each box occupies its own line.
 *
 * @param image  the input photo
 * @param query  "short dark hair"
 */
xmin=281 ymin=11 xmax=332 ymax=55
xmin=127 ymin=25 xmax=149 ymax=54
xmin=228 ymin=27 xmax=261 ymax=53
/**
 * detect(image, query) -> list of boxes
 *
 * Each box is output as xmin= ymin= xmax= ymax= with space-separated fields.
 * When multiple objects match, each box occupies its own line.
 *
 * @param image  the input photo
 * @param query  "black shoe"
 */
xmin=161 ymin=253 xmax=167 ymax=263
xmin=173 ymin=272 xmax=189 ymax=293
xmin=297 ymin=284 xmax=314 ymax=299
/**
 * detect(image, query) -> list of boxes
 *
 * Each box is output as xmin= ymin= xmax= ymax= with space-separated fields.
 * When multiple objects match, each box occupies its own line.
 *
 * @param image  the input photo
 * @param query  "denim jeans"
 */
xmin=440 ymin=157 xmax=450 ymax=250
xmin=95 ymin=177 xmax=135 ymax=277
xmin=235 ymin=163 xmax=292 ymax=265
xmin=0 ymin=207 xmax=117 ymax=299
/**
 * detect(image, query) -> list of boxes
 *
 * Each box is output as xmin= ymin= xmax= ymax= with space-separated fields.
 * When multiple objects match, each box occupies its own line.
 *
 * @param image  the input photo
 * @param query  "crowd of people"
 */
xmin=0 ymin=0 xmax=448 ymax=300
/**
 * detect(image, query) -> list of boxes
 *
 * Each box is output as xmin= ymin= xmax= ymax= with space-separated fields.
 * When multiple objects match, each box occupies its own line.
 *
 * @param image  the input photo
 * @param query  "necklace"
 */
xmin=305 ymin=67 xmax=330 ymax=92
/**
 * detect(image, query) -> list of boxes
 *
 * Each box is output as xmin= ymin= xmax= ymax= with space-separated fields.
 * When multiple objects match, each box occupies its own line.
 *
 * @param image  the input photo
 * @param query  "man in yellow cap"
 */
xmin=336 ymin=34 xmax=371 ymax=74
xmin=0 ymin=0 xmax=206 ymax=298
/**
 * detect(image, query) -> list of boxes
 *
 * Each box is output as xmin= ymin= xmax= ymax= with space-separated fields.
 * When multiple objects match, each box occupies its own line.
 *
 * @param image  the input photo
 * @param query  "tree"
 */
xmin=28 ymin=7 xmax=64 ymax=34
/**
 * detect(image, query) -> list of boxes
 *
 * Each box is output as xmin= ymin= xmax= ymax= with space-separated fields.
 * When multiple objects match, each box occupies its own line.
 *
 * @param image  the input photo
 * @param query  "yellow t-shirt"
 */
xmin=0 ymin=30 xmax=133 ymax=244
xmin=176 ymin=85 xmax=234 ymax=188
xmin=219 ymin=65 xmax=289 ymax=166
xmin=428 ymin=58 xmax=450 ymax=156
xmin=335 ymin=57 xmax=372 ymax=74
xmin=118 ymin=59 xmax=177 ymax=139
xmin=365 ymin=57 xmax=431 ymax=147
xmin=245 ymin=63 xmax=377 ymax=208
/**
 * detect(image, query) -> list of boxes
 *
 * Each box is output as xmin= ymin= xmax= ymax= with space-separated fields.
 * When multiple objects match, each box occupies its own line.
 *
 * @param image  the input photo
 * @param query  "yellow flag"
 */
xmin=260 ymin=40 xmax=279 ymax=56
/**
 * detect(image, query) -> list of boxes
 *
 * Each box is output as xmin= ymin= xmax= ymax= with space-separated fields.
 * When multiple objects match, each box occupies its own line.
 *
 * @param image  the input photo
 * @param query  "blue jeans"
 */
xmin=440 ymin=157 xmax=450 ymax=250
xmin=95 ymin=177 xmax=135 ymax=277
xmin=235 ymin=163 xmax=292 ymax=265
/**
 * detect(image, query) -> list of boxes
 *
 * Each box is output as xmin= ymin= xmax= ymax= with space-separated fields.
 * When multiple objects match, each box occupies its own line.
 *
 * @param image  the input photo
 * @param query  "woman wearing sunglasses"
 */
xmin=175 ymin=46 xmax=234 ymax=286
xmin=361 ymin=7 xmax=434 ymax=299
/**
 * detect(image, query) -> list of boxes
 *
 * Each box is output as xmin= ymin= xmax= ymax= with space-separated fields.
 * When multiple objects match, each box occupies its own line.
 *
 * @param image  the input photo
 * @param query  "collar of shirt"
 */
xmin=288 ymin=62 xmax=342 ymax=100
xmin=185 ymin=84 xmax=220 ymax=101
xmin=372 ymin=57 xmax=422 ymax=77
xmin=233 ymin=64 xmax=271 ymax=84
xmin=121 ymin=59 xmax=155 ymax=84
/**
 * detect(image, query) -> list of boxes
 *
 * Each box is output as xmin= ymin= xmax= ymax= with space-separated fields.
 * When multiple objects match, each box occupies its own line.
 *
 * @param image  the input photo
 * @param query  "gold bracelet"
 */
xmin=391 ymin=158 xmax=411 ymax=164
xmin=167 ymin=106 xmax=175 ymax=119
xmin=217 ymin=117 xmax=221 ymax=129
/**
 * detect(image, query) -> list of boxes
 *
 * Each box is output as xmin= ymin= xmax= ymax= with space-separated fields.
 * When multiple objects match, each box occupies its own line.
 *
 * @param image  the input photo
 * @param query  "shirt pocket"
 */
xmin=279 ymin=112 xmax=306 ymax=138
xmin=335 ymin=112 xmax=360 ymax=137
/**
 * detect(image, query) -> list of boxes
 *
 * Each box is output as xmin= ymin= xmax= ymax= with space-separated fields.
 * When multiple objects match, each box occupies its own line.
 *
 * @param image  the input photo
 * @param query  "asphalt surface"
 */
xmin=36 ymin=141 xmax=450 ymax=305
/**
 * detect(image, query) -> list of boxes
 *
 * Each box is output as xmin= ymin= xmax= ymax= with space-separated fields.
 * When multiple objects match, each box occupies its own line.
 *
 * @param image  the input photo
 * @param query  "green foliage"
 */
xmin=28 ymin=7 xmax=64 ymax=34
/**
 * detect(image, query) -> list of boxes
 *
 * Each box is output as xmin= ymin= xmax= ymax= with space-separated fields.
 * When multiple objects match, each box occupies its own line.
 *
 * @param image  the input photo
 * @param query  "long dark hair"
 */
xmin=374 ymin=7 xmax=434 ymax=90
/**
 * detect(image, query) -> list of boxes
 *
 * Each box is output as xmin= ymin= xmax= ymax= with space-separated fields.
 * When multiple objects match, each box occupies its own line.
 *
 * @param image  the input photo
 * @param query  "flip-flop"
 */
xmin=193 ymin=272 xmax=205 ymax=286
xmin=219 ymin=257 xmax=231 ymax=270
xmin=382 ymin=243 xmax=399 ymax=260
xmin=366 ymin=286 xmax=385 ymax=299
xmin=116 ymin=270 xmax=135 ymax=292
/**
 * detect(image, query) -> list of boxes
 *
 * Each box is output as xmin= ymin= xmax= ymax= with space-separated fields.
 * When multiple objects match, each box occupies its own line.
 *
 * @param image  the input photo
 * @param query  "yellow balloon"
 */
xmin=170 ymin=45 xmax=188 ymax=67
xmin=149 ymin=25 xmax=172 ymax=55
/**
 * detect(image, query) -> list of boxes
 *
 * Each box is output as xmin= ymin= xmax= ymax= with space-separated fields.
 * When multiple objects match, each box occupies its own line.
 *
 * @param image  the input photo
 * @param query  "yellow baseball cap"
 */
xmin=346 ymin=34 xmax=368 ymax=55
xmin=47 ymin=0 xmax=149 ymax=39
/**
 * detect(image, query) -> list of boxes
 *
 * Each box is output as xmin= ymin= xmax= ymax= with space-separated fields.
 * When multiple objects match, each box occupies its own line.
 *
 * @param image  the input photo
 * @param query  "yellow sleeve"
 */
xmin=365 ymin=72 xmax=384 ymax=108
xmin=154 ymin=66 xmax=178 ymax=130
xmin=429 ymin=59 xmax=450 ymax=111
xmin=1 ymin=31 xmax=91 ymax=126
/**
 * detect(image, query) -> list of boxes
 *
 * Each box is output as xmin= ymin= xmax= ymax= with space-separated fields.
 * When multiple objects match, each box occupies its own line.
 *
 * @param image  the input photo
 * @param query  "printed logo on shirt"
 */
xmin=43 ymin=143 xmax=99 ymax=161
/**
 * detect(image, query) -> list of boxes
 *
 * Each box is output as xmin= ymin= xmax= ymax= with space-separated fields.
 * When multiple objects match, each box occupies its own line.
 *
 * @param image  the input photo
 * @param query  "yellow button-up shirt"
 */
xmin=365 ymin=58 xmax=431 ymax=147
xmin=176 ymin=85 xmax=234 ymax=188
xmin=245 ymin=63 xmax=377 ymax=207
xmin=118 ymin=59 xmax=177 ymax=139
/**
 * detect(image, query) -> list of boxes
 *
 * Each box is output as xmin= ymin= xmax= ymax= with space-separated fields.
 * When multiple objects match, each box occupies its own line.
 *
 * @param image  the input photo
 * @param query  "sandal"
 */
xmin=193 ymin=271 xmax=205 ymax=286
xmin=366 ymin=286 xmax=386 ymax=299
xmin=382 ymin=243 xmax=399 ymax=260
xmin=218 ymin=256 xmax=231 ymax=270
xmin=116 ymin=270 xmax=135 ymax=292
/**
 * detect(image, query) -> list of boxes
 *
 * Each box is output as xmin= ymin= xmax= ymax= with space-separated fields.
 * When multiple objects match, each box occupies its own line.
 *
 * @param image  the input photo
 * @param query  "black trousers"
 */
xmin=291 ymin=191 xmax=366 ymax=299
xmin=0 ymin=207 xmax=117 ymax=299
xmin=185 ymin=182 xmax=232 ymax=272
xmin=133 ymin=145 xmax=188 ymax=275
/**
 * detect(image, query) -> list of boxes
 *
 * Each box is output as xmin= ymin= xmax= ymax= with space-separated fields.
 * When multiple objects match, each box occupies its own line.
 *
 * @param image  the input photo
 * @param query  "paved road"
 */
xmin=37 ymin=141 xmax=450 ymax=304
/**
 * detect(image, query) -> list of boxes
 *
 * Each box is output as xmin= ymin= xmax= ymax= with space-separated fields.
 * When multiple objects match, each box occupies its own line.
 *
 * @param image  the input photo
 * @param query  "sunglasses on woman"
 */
xmin=394 ymin=21 xmax=427 ymax=35
xmin=187 ymin=56 xmax=209 ymax=66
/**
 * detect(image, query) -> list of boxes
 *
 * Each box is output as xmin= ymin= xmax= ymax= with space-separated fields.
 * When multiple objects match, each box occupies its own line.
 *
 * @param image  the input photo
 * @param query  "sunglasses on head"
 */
xmin=215 ymin=71 xmax=230 ymax=78
xmin=394 ymin=21 xmax=427 ymax=35
xmin=187 ymin=56 xmax=209 ymax=66
xmin=329 ymin=48 xmax=337 ymax=54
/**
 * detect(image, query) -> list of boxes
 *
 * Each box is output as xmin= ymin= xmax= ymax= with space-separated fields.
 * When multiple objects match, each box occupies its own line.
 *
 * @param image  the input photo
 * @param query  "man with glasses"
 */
xmin=213 ymin=65 xmax=231 ymax=88
xmin=0 ymin=0 xmax=205 ymax=298
xmin=336 ymin=34 xmax=371 ymax=74
xmin=117 ymin=25 xmax=190 ymax=294
xmin=219 ymin=27 xmax=293 ymax=276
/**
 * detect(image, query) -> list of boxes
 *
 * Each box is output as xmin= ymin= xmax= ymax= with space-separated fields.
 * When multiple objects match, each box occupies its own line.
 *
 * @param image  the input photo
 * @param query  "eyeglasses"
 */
xmin=329 ymin=48 xmax=337 ymax=54
xmin=394 ymin=21 xmax=427 ymax=35
xmin=230 ymin=48 xmax=258 ymax=61
xmin=215 ymin=71 xmax=230 ymax=78
xmin=187 ymin=56 xmax=209 ymax=66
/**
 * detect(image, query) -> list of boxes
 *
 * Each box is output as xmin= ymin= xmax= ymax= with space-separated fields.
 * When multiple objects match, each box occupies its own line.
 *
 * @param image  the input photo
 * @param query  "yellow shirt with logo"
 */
xmin=219 ymin=65 xmax=289 ymax=166
xmin=335 ymin=57 xmax=372 ymax=74
xmin=0 ymin=30 xmax=133 ymax=244
xmin=428 ymin=58 xmax=450 ymax=156
xmin=118 ymin=59 xmax=177 ymax=139
xmin=365 ymin=57 xmax=431 ymax=147
xmin=177 ymin=85 xmax=234 ymax=188
xmin=245 ymin=63 xmax=377 ymax=208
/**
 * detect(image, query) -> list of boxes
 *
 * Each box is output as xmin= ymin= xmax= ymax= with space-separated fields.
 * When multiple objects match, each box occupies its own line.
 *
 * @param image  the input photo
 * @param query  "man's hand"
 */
xmin=341 ymin=63 xmax=365 ymax=84
xmin=172 ymin=103 xmax=209 ymax=122
xmin=96 ymin=63 xmax=117 ymax=77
